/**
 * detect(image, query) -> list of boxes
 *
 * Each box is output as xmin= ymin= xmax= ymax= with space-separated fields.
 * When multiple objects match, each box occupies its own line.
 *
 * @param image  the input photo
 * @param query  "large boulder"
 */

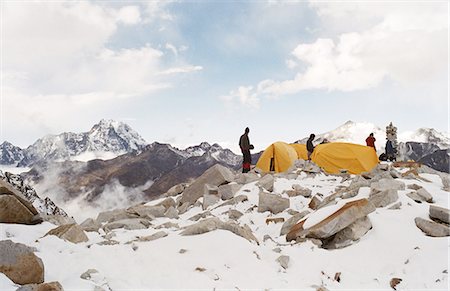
xmin=180 ymin=164 xmax=235 ymax=205
xmin=16 ymin=281 xmax=63 ymax=291
xmin=415 ymin=217 xmax=450 ymax=237
xmin=287 ymin=198 xmax=375 ymax=241
xmin=0 ymin=195 xmax=40 ymax=225
xmin=280 ymin=211 xmax=310 ymax=236
xmin=218 ymin=183 xmax=242 ymax=200
xmin=258 ymin=191 xmax=289 ymax=214
xmin=0 ymin=240 xmax=44 ymax=285
xmin=44 ymin=224 xmax=89 ymax=244
xmin=256 ymin=174 xmax=274 ymax=192
xmin=429 ymin=205 xmax=450 ymax=224
xmin=369 ymin=189 xmax=399 ymax=208
xmin=96 ymin=209 xmax=139 ymax=223
xmin=323 ymin=216 xmax=372 ymax=249
xmin=416 ymin=188 xmax=433 ymax=203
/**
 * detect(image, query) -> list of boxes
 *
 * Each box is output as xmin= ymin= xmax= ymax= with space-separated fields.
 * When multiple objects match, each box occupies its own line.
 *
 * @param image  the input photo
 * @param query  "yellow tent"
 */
xmin=289 ymin=143 xmax=308 ymax=160
xmin=311 ymin=142 xmax=379 ymax=174
xmin=256 ymin=142 xmax=298 ymax=173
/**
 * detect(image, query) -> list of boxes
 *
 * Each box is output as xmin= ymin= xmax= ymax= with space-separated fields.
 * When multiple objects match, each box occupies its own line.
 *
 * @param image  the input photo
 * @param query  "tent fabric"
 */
xmin=256 ymin=142 xmax=298 ymax=173
xmin=310 ymin=142 xmax=379 ymax=174
xmin=289 ymin=143 xmax=308 ymax=160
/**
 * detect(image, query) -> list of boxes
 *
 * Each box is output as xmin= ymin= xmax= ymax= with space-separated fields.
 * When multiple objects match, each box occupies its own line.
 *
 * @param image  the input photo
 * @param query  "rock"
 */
xmin=215 ymin=195 xmax=248 ymax=209
xmin=323 ymin=216 xmax=372 ymax=249
xmin=406 ymin=192 xmax=426 ymax=203
xmin=40 ymin=214 xmax=75 ymax=226
xmin=287 ymin=209 xmax=300 ymax=215
xmin=416 ymin=188 xmax=433 ymax=203
xmin=97 ymin=240 xmax=119 ymax=246
xmin=276 ymin=255 xmax=289 ymax=270
xmin=429 ymin=205 xmax=450 ymax=224
xmin=203 ymin=184 xmax=220 ymax=210
xmin=135 ymin=231 xmax=168 ymax=242
xmin=388 ymin=202 xmax=402 ymax=210
xmin=96 ymin=209 xmax=138 ymax=223
xmin=303 ymin=162 xmax=321 ymax=173
xmin=181 ymin=217 xmax=258 ymax=243
xmin=441 ymin=175 xmax=450 ymax=192
xmin=308 ymin=194 xmax=323 ymax=210
xmin=155 ymin=222 xmax=180 ymax=229
xmin=258 ymin=191 xmax=289 ymax=214
xmin=103 ymin=218 xmax=151 ymax=232
xmin=180 ymin=164 xmax=235 ymax=205
xmin=234 ymin=173 xmax=259 ymax=184
xmin=390 ymin=169 xmax=402 ymax=179
xmin=218 ymin=183 xmax=242 ymax=200
xmin=157 ymin=198 xmax=176 ymax=210
xmin=165 ymin=183 xmax=187 ymax=197
xmin=126 ymin=205 xmax=165 ymax=218
xmin=284 ymin=184 xmax=312 ymax=198
xmin=80 ymin=218 xmax=101 ymax=232
xmin=0 ymin=195 xmax=40 ymax=225
xmin=45 ymin=223 xmax=89 ymax=243
xmin=177 ymin=202 xmax=190 ymax=215
xmin=273 ymin=247 xmax=282 ymax=253
xmin=164 ymin=206 xmax=179 ymax=219
xmin=280 ymin=211 xmax=310 ymax=236
xmin=0 ymin=240 xmax=44 ymax=285
xmin=407 ymin=184 xmax=423 ymax=190
xmin=390 ymin=277 xmax=402 ymax=290
xmin=414 ymin=217 xmax=450 ymax=237
xmin=227 ymin=209 xmax=243 ymax=220
xmin=287 ymin=198 xmax=375 ymax=241
xmin=188 ymin=211 xmax=212 ymax=221
xmin=369 ymin=189 xmax=399 ymax=208
xmin=257 ymin=174 xmax=274 ymax=192
xmin=80 ymin=269 xmax=99 ymax=280
xmin=348 ymin=176 xmax=370 ymax=191
xmin=16 ymin=281 xmax=63 ymax=291
xmin=371 ymin=178 xmax=405 ymax=192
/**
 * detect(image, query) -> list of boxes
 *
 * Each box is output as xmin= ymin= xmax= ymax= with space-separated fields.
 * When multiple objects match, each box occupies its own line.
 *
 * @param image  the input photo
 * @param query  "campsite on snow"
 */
xmin=0 ymin=120 xmax=449 ymax=290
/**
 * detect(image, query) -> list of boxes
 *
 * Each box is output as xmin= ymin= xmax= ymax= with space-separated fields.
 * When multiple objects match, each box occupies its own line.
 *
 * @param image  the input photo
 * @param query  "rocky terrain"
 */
xmin=1 ymin=160 xmax=449 ymax=290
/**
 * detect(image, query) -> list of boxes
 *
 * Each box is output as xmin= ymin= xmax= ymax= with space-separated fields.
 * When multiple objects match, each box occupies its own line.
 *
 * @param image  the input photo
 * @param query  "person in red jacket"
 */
xmin=365 ymin=133 xmax=376 ymax=151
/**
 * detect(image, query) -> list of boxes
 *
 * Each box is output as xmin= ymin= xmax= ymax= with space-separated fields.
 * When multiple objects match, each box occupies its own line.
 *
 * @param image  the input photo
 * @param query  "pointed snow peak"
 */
xmin=343 ymin=120 xmax=355 ymax=126
xmin=199 ymin=142 xmax=211 ymax=149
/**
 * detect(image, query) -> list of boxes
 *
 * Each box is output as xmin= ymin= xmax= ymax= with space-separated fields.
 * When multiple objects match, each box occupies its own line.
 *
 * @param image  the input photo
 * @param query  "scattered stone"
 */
xmin=287 ymin=209 xmax=300 ymax=215
xmin=287 ymin=198 xmax=375 ymax=241
xmin=188 ymin=211 xmax=212 ymax=222
xmin=390 ymin=169 xmax=402 ymax=179
xmin=388 ymin=202 xmax=402 ymax=210
xmin=164 ymin=206 xmax=179 ymax=219
xmin=429 ymin=205 xmax=450 ymax=224
xmin=284 ymin=184 xmax=312 ymax=198
xmin=215 ymin=195 xmax=248 ymax=209
xmin=103 ymin=218 xmax=151 ymax=232
xmin=45 ymin=223 xmax=89 ymax=244
xmin=280 ymin=211 xmax=310 ymax=236
xmin=323 ymin=216 xmax=372 ymax=249
xmin=218 ymin=183 xmax=242 ymax=200
xmin=277 ymin=255 xmax=290 ymax=270
xmin=334 ymin=272 xmax=341 ymax=282
xmin=263 ymin=235 xmax=273 ymax=242
xmin=16 ymin=281 xmax=63 ymax=291
xmin=441 ymin=176 xmax=450 ymax=192
xmin=257 ymin=174 xmax=274 ymax=192
xmin=195 ymin=267 xmax=206 ymax=272
xmin=80 ymin=218 xmax=102 ymax=232
xmin=180 ymin=164 xmax=235 ymax=205
xmin=407 ymin=184 xmax=422 ymax=191
xmin=371 ymin=179 xmax=405 ymax=192
xmin=227 ymin=209 xmax=244 ymax=220
xmin=0 ymin=240 xmax=44 ymax=285
xmin=96 ymin=240 xmax=120 ymax=246
xmin=415 ymin=217 xmax=450 ymax=237
xmin=155 ymin=222 xmax=180 ymax=229
xmin=390 ymin=277 xmax=402 ymax=290
xmin=416 ymin=188 xmax=433 ymax=203
xmin=406 ymin=192 xmax=425 ymax=203
xmin=258 ymin=191 xmax=289 ymax=214
xmin=348 ymin=176 xmax=370 ymax=191
xmin=40 ymin=214 xmax=75 ymax=226
xmin=203 ymin=184 xmax=220 ymax=210
xmin=309 ymin=194 xmax=323 ymax=210
xmin=234 ymin=172 xmax=260 ymax=184
xmin=273 ymin=247 xmax=282 ymax=253
xmin=126 ymin=205 xmax=165 ymax=219
xmin=157 ymin=198 xmax=176 ymax=210
xmin=177 ymin=202 xmax=190 ymax=215
xmin=369 ymin=189 xmax=399 ymax=208
xmin=96 ymin=209 xmax=138 ymax=223
xmin=165 ymin=183 xmax=187 ymax=197
xmin=179 ymin=249 xmax=187 ymax=254
xmin=134 ymin=231 xmax=168 ymax=242
xmin=265 ymin=217 xmax=285 ymax=224
xmin=80 ymin=269 xmax=99 ymax=280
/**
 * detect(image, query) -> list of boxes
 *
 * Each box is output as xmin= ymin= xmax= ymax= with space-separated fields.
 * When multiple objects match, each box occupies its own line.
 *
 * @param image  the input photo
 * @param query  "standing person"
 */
xmin=307 ymin=134 xmax=315 ymax=160
xmin=385 ymin=139 xmax=396 ymax=161
xmin=239 ymin=127 xmax=253 ymax=173
xmin=366 ymin=133 xmax=376 ymax=151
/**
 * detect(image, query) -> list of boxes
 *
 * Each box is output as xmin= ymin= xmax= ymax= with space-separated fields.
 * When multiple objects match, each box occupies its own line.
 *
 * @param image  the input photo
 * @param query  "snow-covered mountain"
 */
xmin=1 ymin=119 xmax=147 ymax=167
xmin=399 ymin=128 xmax=450 ymax=149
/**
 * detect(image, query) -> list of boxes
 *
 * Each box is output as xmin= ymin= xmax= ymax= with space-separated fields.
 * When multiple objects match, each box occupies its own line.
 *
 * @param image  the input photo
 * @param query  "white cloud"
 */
xmin=116 ymin=6 xmax=141 ymax=25
xmin=221 ymin=86 xmax=260 ymax=109
xmin=223 ymin=1 xmax=448 ymax=105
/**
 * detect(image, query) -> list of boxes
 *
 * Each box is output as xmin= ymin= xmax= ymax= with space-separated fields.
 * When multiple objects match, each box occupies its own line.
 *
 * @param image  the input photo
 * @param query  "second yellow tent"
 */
xmin=255 ymin=142 xmax=298 ymax=173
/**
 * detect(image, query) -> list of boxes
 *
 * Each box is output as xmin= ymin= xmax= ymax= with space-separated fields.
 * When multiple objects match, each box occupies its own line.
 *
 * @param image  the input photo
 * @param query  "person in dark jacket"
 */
xmin=385 ymin=139 xmax=396 ymax=161
xmin=366 ymin=133 xmax=376 ymax=151
xmin=239 ymin=127 xmax=253 ymax=173
xmin=307 ymin=134 xmax=315 ymax=160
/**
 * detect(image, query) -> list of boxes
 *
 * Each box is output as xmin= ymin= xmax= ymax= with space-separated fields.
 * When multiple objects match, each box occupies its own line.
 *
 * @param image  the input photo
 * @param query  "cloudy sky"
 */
xmin=1 ymin=1 xmax=448 ymax=153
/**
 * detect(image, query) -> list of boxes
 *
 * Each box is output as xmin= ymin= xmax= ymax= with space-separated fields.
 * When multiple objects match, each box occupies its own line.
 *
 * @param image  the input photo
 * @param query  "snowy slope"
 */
xmin=1 ymin=164 xmax=448 ymax=290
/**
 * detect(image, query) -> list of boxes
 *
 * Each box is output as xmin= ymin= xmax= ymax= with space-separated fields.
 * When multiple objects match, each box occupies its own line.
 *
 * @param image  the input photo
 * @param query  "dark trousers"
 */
xmin=242 ymin=150 xmax=251 ymax=173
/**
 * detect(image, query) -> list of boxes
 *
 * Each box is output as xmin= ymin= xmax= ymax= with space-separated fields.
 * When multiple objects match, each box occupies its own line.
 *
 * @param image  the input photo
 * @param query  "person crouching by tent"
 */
xmin=307 ymin=134 xmax=315 ymax=160
xmin=385 ymin=139 xmax=396 ymax=161
xmin=239 ymin=127 xmax=254 ymax=173
xmin=365 ymin=133 xmax=376 ymax=151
